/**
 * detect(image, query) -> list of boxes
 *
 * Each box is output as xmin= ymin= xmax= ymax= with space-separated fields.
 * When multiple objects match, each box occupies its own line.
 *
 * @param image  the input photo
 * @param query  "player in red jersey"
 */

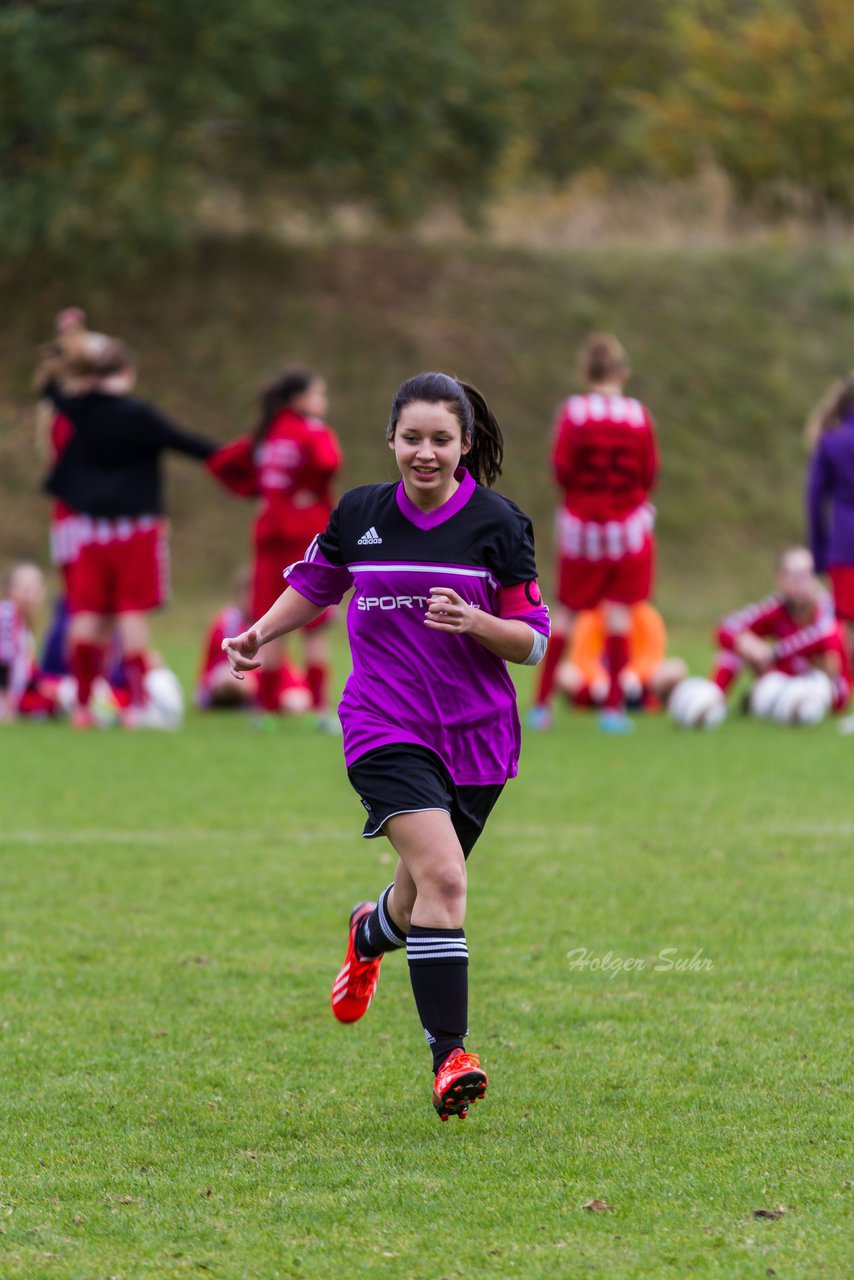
xmin=195 ymin=566 xmax=310 ymax=711
xmin=0 ymin=563 xmax=62 ymax=720
xmin=38 ymin=326 xmax=224 ymax=727
xmin=531 ymin=333 xmax=659 ymax=733
xmin=33 ymin=309 xmax=91 ymax=677
xmin=711 ymin=547 xmax=851 ymax=713
xmin=36 ymin=308 xmax=89 ymax=593
xmin=209 ymin=369 xmax=342 ymax=726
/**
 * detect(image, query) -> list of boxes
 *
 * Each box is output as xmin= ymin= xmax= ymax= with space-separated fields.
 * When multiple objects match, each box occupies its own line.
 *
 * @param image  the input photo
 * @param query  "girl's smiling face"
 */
xmin=390 ymin=400 xmax=471 ymax=510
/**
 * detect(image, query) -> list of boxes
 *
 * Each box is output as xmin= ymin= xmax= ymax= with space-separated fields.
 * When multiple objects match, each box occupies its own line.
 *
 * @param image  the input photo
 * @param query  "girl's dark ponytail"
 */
xmin=252 ymin=367 xmax=315 ymax=446
xmin=456 ymin=380 xmax=504 ymax=488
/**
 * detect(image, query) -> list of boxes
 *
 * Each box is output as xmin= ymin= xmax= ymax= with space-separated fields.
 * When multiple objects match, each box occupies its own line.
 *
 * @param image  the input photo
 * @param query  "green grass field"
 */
xmin=1 ymin=633 xmax=851 ymax=1279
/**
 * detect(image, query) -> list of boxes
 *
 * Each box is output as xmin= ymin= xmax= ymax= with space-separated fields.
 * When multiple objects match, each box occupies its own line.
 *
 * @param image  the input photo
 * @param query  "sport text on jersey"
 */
xmin=357 ymin=594 xmax=480 ymax=612
xmin=357 ymin=526 xmax=383 ymax=545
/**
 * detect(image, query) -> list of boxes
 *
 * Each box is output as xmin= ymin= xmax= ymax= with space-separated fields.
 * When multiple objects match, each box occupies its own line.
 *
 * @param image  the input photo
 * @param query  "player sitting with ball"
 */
xmin=195 ymin=566 xmax=310 ymax=712
xmin=0 ymin=563 xmax=63 ymax=720
xmin=711 ymin=547 xmax=851 ymax=724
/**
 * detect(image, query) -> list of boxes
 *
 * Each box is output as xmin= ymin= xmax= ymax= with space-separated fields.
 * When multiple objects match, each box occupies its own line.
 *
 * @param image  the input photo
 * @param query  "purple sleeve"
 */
xmin=282 ymin=507 xmax=353 ymax=606
xmin=807 ymin=443 xmax=831 ymax=573
xmin=498 ymin=582 xmax=551 ymax=638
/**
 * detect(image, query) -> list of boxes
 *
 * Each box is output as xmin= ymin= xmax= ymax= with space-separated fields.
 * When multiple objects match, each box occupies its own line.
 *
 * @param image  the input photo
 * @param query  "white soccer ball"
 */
xmin=91 ymin=675 xmax=121 ymax=727
xmin=749 ymin=671 xmax=790 ymax=719
xmin=142 ymin=666 xmax=185 ymax=730
xmin=280 ymin=685 xmax=312 ymax=715
xmin=669 ymin=677 xmax=726 ymax=729
xmin=55 ymin=675 xmax=78 ymax=717
xmin=770 ymin=671 xmax=832 ymax=726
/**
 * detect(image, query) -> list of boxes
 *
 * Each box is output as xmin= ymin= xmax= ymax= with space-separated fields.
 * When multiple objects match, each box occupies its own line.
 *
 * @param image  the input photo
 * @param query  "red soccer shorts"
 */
xmin=67 ymin=519 xmax=169 ymax=615
xmin=830 ymin=566 xmax=854 ymax=621
xmin=558 ymin=537 xmax=654 ymax=612
xmin=253 ymin=542 xmax=332 ymax=630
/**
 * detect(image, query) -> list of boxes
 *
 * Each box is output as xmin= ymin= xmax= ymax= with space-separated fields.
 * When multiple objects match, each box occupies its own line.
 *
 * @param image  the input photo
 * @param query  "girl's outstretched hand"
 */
xmin=222 ymin=629 xmax=262 ymax=679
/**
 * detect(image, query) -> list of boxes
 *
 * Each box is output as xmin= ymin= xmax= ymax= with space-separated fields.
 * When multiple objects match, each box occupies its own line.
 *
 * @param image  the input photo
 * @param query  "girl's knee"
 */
xmin=423 ymin=860 xmax=467 ymax=906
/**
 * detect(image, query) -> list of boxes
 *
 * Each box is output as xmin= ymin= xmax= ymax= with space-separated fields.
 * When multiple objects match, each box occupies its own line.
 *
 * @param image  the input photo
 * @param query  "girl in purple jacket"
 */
xmin=806 ymin=376 xmax=854 ymax=658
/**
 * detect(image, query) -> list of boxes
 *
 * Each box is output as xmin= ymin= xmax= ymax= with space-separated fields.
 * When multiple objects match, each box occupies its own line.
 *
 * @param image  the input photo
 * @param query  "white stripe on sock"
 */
xmin=407 ymin=942 xmax=468 ymax=952
xmin=406 ymin=948 xmax=470 ymax=960
xmin=378 ymin=890 xmax=405 ymax=946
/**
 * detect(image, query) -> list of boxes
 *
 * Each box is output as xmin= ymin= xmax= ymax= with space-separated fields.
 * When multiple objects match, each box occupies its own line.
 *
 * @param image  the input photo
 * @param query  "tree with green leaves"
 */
xmin=0 ymin=0 xmax=504 ymax=258
xmin=638 ymin=0 xmax=854 ymax=216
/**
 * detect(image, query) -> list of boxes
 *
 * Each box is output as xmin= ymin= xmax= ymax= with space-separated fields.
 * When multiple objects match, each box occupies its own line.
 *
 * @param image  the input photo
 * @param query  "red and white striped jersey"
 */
xmin=716 ymin=591 xmax=841 ymax=674
xmin=552 ymin=393 xmax=658 ymax=522
xmin=552 ymin=392 xmax=658 ymax=560
xmin=0 ymin=601 xmax=36 ymax=708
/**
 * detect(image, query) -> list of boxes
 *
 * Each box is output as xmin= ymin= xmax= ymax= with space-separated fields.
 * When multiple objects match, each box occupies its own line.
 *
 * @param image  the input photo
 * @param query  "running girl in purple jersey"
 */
xmin=223 ymin=372 xmax=550 ymax=1122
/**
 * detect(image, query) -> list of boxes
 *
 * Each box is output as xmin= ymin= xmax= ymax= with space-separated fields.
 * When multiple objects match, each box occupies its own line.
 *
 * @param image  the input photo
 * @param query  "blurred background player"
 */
xmin=195 ymin=565 xmax=310 ymax=712
xmin=38 ymin=323 xmax=225 ymax=727
xmin=531 ymin=332 xmax=659 ymax=733
xmin=711 ymin=546 xmax=851 ymax=714
xmin=35 ymin=307 xmax=89 ymax=678
xmin=210 ymin=369 xmax=342 ymax=728
xmin=0 ymin=562 xmax=62 ymax=720
xmin=556 ymin=600 xmax=686 ymax=711
xmin=806 ymin=375 xmax=854 ymax=666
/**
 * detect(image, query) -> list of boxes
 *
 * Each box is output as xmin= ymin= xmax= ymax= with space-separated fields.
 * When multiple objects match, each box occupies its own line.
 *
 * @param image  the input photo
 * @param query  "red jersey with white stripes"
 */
xmin=0 ymin=601 xmax=36 ymax=708
xmin=209 ymin=409 xmax=343 ymax=549
xmin=716 ymin=591 xmax=844 ymax=675
xmin=255 ymin=410 xmax=342 ymax=547
xmin=553 ymin=392 xmax=658 ymax=524
xmin=48 ymin=413 xmax=78 ymax=564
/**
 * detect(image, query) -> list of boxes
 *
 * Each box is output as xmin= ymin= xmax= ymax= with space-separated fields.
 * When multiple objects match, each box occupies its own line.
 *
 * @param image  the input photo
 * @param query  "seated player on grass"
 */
xmin=0 ymin=562 xmax=64 ymax=720
xmin=196 ymin=566 xmax=310 ymax=712
xmin=712 ymin=547 xmax=851 ymax=713
xmin=556 ymin=601 xmax=687 ymax=711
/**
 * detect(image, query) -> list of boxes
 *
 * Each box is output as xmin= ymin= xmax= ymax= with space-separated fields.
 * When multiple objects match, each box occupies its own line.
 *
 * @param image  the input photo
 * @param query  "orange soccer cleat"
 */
xmin=331 ymin=902 xmax=383 ymax=1024
xmin=431 ymin=1049 xmax=488 ymax=1121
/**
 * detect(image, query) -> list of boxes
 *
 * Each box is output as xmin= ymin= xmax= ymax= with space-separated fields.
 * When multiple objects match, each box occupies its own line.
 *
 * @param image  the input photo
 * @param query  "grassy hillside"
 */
xmin=2 ymin=239 xmax=853 ymax=623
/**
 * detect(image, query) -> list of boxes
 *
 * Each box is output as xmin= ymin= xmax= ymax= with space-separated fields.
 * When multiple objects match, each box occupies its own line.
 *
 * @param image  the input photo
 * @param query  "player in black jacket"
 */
xmin=39 ymin=327 xmax=220 ymax=726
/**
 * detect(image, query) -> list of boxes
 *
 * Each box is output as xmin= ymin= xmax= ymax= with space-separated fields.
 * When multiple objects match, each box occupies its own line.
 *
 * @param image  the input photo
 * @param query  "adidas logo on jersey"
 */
xmin=357 ymin=526 xmax=383 ymax=545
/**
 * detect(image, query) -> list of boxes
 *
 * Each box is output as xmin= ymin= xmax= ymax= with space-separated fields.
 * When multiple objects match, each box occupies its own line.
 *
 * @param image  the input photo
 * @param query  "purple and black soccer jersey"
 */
xmin=284 ymin=468 xmax=550 ymax=786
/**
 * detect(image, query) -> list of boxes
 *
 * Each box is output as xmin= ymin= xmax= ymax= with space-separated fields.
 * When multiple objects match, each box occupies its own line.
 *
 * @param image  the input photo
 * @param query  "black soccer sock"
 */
xmin=406 ymin=925 xmax=469 ymax=1072
xmin=355 ymin=883 xmax=407 ymax=959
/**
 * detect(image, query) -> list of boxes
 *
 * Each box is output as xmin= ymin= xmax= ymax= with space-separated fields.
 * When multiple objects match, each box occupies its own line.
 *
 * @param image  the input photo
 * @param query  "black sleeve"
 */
xmin=138 ymin=403 xmax=217 ymax=460
xmin=40 ymin=378 xmax=71 ymax=413
xmin=493 ymin=502 xmax=540 ymax=587
xmin=316 ymin=500 xmax=345 ymax=565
